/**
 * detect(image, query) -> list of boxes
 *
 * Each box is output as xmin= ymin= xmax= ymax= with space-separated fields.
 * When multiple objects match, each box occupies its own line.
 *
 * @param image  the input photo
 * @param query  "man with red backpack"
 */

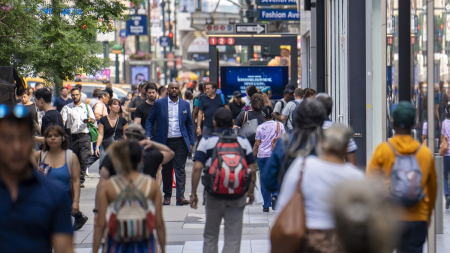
xmin=190 ymin=107 xmax=256 ymax=253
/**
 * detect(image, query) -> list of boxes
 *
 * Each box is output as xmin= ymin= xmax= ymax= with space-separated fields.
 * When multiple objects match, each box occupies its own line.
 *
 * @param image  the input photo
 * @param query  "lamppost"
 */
xmin=112 ymin=44 xmax=123 ymax=84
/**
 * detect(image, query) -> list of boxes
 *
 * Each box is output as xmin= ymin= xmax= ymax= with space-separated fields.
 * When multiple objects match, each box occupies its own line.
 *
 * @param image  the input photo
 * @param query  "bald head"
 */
xmin=168 ymin=82 xmax=180 ymax=99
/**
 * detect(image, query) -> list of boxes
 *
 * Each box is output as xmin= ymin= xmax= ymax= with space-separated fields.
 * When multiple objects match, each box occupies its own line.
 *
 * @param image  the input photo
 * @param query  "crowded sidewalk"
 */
xmin=74 ymin=160 xmax=277 ymax=253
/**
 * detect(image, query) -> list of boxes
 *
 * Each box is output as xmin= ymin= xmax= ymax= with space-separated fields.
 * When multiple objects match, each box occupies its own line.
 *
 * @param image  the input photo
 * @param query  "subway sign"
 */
xmin=257 ymin=0 xmax=297 ymax=5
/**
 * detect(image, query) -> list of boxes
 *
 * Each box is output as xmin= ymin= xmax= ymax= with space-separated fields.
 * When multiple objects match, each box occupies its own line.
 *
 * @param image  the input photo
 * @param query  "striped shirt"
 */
xmin=322 ymin=120 xmax=358 ymax=153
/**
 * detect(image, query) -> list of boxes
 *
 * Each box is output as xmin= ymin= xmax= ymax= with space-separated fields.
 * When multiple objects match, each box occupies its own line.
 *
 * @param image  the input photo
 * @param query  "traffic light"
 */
xmin=168 ymin=32 xmax=174 ymax=48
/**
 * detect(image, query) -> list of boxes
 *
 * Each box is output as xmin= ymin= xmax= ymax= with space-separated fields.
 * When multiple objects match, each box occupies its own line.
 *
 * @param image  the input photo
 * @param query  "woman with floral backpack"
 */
xmin=93 ymin=141 xmax=166 ymax=253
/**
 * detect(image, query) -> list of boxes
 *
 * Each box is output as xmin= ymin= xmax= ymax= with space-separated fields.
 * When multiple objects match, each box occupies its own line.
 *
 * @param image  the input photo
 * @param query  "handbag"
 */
xmin=85 ymin=104 xmax=98 ymax=142
xmin=439 ymin=125 xmax=449 ymax=156
xmin=270 ymin=158 xmax=307 ymax=253
xmin=238 ymin=112 xmax=258 ymax=143
xmin=271 ymin=122 xmax=281 ymax=151
xmin=102 ymin=116 xmax=119 ymax=150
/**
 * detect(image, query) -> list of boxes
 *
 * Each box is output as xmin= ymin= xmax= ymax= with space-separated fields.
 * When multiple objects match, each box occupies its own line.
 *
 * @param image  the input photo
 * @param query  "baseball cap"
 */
xmin=283 ymin=89 xmax=294 ymax=95
xmin=124 ymin=124 xmax=146 ymax=140
xmin=391 ymin=101 xmax=416 ymax=129
xmin=233 ymin=91 xmax=242 ymax=98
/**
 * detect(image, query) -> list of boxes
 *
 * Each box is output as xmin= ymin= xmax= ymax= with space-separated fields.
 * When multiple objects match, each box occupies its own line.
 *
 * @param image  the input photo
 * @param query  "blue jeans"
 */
xmin=397 ymin=221 xmax=428 ymax=253
xmin=257 ymin=157 xmax=277 ymax=208
xmin=444 ymin=156 xmax=450 ymax=196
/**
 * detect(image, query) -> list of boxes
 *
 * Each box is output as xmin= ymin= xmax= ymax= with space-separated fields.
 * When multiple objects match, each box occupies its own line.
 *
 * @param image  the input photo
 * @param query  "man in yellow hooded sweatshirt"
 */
xmin=367 ymin=101 xmax=437 ymax=253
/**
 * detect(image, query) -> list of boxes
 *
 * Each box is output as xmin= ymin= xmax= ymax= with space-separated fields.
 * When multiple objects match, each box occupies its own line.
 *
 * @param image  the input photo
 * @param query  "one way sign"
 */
xmin=235 ymin=23 xmax=267 ymax=34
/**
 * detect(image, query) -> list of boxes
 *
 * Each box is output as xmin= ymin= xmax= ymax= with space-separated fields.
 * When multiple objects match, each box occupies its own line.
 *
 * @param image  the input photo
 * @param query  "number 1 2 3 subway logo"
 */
xmin=209 ymin=37 xmax=235 ymax=46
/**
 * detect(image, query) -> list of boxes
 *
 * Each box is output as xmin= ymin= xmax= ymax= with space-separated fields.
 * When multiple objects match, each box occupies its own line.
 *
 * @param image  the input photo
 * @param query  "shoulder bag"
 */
xmin=271 ymin=122 xmax=281 ymax=151
xmin=85 ymin=104 xmax=98 ymax=142
xmin=238 ymin=112 xmax=259 ymax=143
xmin=270 ymin=158 xmax=307 ymax=253
xmin=102 ymin=117 xmax=119 ymax=150
xmin=439 ymin=124 xmax=449 ymax=156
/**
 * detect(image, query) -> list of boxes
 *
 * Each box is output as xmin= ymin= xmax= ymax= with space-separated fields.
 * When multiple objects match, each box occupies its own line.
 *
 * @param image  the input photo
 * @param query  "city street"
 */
xmin=74 ymin=160 xmax=276 ymax=253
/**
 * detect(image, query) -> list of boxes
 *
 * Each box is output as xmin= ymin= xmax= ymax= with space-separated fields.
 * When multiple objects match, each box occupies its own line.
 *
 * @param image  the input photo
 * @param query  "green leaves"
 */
xmin=0 ymin=0 xmax=139 ymax=90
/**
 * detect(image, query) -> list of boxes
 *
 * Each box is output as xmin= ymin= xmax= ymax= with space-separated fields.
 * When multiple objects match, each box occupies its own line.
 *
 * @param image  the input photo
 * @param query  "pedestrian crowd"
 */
xmin=0 ymin=81 xmax=440 ymax=253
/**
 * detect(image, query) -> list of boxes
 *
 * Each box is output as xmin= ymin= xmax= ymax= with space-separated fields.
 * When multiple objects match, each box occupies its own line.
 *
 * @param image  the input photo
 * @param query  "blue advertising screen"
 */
xmin=220 ymin=66 xmax=289 ymax=100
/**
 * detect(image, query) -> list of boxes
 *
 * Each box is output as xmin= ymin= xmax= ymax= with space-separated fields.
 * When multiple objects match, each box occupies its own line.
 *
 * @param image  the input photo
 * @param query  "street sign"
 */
xmin=152 ymin=37 xmax=159 ymax=45
xmin=235 ymin=23 xmax=267 ymax=34
xmin=160 ymin=36 xmax=170 ymax=47
xmin=446 ymin=15 xmax=450 ymax=41
xmin=258 ymin=9 xmax=300 ymax=21
xmin=119 ymin=29 xmax=128 ymax=42
xmin=176 ymin=57 xmax=182 ymax=70
xmin=206 ymin=24 xmax=234 ymax=34
xmin=257 ymin=0 xmax=297 ymax=5
xmin=167 ymin=53 xmax=175 ymax=67
xmin=126 ymin=15 xmax=147 ymax=36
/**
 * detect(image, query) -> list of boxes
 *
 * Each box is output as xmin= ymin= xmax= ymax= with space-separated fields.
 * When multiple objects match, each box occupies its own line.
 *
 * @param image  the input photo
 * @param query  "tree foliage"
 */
xmin=0 ymin=0 xmax=138 ymax=89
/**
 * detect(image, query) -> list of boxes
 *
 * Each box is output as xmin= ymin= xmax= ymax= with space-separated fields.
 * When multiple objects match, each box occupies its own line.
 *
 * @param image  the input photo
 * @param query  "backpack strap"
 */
xmin=220 ymin=94 xmax=225 ymax=105
xmin=144 ymin=176 xmax=152 ymax=197
xmin=66 ymin=150 xmax=73 ymax=175
xmin=387 ymin=141 xmax=422 ymax=156
xmin=243 ymin=112 xmax=248 ymax=125
xmin=39 ymin=150 xmax=49 ymax=164
xmin=110 ymin=177 xmax=122 ymax=194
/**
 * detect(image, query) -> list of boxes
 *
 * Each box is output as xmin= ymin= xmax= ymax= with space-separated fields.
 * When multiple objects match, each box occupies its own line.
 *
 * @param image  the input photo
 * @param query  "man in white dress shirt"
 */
xmin=61 ymin=87 xmax=95 ymax=187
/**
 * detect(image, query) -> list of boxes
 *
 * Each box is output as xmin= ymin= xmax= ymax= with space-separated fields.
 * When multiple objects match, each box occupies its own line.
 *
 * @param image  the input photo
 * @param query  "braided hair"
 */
xmin=279 ymin=99 xmax=327 ymax=186
xmin=261 ymin=105 xmax=274 ymax=119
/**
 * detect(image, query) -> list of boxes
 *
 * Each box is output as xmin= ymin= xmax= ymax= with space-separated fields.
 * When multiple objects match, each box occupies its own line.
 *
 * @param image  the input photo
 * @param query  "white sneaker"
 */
xmin=86 ymin=167 xmax=90 ymax=176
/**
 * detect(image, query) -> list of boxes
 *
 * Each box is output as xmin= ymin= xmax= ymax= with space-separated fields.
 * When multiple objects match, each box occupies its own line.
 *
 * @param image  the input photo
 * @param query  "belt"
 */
xmin=71 ymin=133 xmax=89 ymax=136
xmin=167 ymin=137 xmax=183 ymax=140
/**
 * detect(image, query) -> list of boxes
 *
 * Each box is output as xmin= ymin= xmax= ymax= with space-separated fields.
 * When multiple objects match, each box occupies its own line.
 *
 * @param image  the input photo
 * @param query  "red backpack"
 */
xmin=202 ymin=130 xmax=250 ymax=196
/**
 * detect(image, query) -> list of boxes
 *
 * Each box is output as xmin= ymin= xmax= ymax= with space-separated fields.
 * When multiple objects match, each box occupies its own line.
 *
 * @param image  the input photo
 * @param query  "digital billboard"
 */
xmin=220 ymin=66 xmax=289 ymax=100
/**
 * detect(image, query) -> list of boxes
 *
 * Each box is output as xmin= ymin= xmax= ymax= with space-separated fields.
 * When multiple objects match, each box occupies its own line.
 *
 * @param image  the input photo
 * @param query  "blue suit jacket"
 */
xmin=146 ymin=97 xmax=195 ymax=152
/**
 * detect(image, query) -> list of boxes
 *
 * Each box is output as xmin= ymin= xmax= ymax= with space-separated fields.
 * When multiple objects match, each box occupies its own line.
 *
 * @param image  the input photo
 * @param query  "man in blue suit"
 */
xmin=146 ymin=82 xmax=195 ymax=206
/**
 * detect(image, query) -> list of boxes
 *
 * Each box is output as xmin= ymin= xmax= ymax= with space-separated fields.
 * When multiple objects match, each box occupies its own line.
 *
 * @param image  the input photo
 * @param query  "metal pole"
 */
xmin=135 ymin=5 xmax=140 ymax=53
xmin=123 ymin=41 xmax=126 ymax=82
xmin=162 ymin=0 xmax=168 ymax=85
xmin=115 ymin=54 xmax=119 ymax=84
xmin=148 ymin=0 xmax=152 ymax=54
xmin=435 ymin=156 xmax=444 ymax=234
xmin=398 ymin=0 xmax=411 ymax=101
xmin=427 ymin=1 xmax=436 ymax=252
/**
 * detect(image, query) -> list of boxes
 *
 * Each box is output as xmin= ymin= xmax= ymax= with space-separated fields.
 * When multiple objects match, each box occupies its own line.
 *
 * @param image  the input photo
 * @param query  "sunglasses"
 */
xmin=0 ymin=104 xmax=30 ymax=119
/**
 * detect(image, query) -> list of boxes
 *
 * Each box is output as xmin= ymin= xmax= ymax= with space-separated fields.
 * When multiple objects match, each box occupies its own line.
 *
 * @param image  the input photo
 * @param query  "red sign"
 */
xmin=167 ymin=53 xmax=175 ymax=67
xmin=227 ymin=37 xmax=235 ymax=45
xmin=206 ymin=25 xmax=212 ymax=31
xmin=218 ymin=37 xmax=226 ymax=45
xmin=213 ymin=25 xmax=219 ymax=31
xmin=209 ymin=37 xmax=217 ymax=45
xmin=387 ymin=37 xmax=393 ymax=45
xmin=220 ymin=25 xmax=225 ymax=31
xmin=176 ymin=56 xmax=182 ymax=70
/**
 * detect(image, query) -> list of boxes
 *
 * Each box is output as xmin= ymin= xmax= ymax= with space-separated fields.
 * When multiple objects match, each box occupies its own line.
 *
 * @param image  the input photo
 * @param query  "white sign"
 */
xmin=447 ymin=15 xmax=450 ymax=41
xmin=235 ymin=24 xmax=266 ymax=34
xmin=96 ymin=20 xmax=115 ymax=42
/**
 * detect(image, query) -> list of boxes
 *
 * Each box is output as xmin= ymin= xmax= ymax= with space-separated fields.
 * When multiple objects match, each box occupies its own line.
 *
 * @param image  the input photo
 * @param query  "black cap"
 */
xmin=233 ymin=91 xmax=242 ymax=98
xmin=283 ymin=89 xmax=294 ymax=95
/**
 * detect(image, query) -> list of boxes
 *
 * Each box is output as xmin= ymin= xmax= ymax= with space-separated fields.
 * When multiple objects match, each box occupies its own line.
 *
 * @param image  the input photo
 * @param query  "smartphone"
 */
xmin=38 ymin=163 xmax=52 ymax=176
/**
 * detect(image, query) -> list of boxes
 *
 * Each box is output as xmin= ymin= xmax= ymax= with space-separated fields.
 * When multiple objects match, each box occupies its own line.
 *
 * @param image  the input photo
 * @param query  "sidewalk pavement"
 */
xmin=74 ymin=160 xmax=450 ymax=253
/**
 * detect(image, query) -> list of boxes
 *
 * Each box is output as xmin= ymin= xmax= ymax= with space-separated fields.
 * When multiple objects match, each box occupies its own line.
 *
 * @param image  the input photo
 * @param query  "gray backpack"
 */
xmin=387 ymin=142 xmax=425 ymax=207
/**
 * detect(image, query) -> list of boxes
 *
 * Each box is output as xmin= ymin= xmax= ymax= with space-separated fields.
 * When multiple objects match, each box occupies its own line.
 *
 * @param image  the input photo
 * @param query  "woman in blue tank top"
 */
xmin=34 ymin=125 xmax=88 ymax=231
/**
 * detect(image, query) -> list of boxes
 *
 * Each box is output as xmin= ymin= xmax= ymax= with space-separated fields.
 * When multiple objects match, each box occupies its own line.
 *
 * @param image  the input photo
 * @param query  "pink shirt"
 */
xmin=441 ymin=119 xmax=450 ymax=156
xmin=255 ymin=121 xmax=286 ymax=158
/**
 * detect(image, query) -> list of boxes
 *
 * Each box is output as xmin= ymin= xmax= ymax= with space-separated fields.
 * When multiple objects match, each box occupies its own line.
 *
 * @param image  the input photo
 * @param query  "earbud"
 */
xmin=62 ymin=137 xmax=66 ymax=141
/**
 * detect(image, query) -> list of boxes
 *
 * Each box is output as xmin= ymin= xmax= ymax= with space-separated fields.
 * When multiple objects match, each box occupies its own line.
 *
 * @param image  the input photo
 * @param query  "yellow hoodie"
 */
xmin=367 ymin=135 xmax=437 ymax=221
